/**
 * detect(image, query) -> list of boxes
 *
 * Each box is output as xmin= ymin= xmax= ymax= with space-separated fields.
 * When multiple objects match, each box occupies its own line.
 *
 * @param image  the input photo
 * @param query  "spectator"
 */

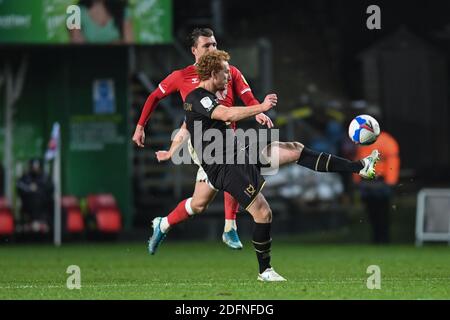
xmin=17 ymin=159 xmax=54 ymax=233
xmin=69 ymin=0 xmax=134 ymax=44
xmin=354 ymin=130 xmax=400 ymax=244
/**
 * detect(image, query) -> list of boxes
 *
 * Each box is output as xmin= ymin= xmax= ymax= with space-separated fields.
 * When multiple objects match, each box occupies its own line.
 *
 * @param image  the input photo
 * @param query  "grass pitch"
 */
xmin=1 ymin=240 xmax=449 ymax=299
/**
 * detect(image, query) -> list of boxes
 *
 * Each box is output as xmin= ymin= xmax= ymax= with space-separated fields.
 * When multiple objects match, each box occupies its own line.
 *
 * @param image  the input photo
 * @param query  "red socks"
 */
xmin=167 ymin=195 xmax=238 ymax=228
xmin=224 ymin=192 xmax=240 ymax=220
xmin=167 ymin=199 xmax=191 ymax=226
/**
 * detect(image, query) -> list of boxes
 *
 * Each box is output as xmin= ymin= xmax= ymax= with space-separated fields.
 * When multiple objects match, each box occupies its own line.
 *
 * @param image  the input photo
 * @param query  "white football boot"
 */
xmin=359 ymin=149 xmax=380 ymax=179
xmin=257 ymin=268 xmax=287 ymax=282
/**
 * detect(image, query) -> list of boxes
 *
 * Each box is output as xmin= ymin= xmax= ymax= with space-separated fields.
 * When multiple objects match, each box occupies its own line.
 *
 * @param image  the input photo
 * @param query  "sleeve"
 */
xmin=192 ymin=93 xmax=220 ymax=118
xmin=157 ymin=71 xmax=181 ymax=97
xmin=232 ymin=67 xmax=259 ymax=106
xmin=137 ymin=71 xmax=180 ymax=126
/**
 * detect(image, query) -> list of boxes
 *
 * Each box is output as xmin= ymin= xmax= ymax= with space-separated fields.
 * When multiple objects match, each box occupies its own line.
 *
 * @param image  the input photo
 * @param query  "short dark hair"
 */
xmin=189 ymin=28 xmax=214 ymax=47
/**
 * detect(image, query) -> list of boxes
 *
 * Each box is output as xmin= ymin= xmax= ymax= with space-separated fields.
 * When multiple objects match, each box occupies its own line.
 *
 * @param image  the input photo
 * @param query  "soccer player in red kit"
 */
xmin=132 ymin=28 xmax=273 ymax=249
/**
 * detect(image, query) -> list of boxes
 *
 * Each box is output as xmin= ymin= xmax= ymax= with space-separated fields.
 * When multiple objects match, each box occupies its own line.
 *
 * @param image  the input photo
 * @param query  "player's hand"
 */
xmin=262 ymin=94 xmax=277 ymax=112
xmin=155 ymin=150 xmax=172 ymax=162
xmin=255 ymin=113 xmax=274 ymax=128
xmin=132 ymin=125 xmax=145 ymax=147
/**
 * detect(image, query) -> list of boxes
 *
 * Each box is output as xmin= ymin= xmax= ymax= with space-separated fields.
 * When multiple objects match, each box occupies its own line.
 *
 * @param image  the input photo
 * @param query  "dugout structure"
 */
xmin=415 ymin=188 xmax=450 ymax=246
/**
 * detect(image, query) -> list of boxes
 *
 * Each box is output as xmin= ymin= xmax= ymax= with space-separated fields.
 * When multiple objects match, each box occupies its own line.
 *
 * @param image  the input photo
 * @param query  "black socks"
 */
xmin=297 ymin=147 xmax=364 ymax=173
xmin=252 ymin=222 xmax=272 ymax=274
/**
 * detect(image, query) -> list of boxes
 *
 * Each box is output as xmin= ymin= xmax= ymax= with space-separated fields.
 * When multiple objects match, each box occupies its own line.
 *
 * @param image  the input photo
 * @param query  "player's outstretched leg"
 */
xmin=263 ymin=142 xmax=380 ymax=178
xmin=247 ymin=193 xmax=286 ymax=282
xmin=222 ymin=192 xmax=243 ymax=250
xmin=296 ymin=146 xmax=380 ymax=178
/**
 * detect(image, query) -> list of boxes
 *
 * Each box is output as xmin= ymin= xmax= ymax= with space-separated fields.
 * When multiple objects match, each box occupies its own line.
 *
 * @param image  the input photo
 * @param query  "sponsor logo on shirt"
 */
xmin=200 ymin=97 xmax=214 ymax=111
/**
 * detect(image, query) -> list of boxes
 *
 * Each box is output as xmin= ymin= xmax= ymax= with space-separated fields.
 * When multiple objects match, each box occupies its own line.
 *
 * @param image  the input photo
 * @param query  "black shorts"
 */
xmin=206 ymin=163 xmax=266 ymax=210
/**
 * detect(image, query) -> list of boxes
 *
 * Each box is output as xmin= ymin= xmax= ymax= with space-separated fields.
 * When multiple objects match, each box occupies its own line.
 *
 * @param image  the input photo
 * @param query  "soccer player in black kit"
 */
xmin=148 ymin=50 xmax=380 ymax=281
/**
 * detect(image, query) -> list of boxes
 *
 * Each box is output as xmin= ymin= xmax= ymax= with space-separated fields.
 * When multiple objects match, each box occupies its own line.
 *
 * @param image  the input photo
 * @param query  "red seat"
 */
xmin=62 ymin=196 xmax=79 ymax=209
xmin=66 ymin=208 xmax=84 ymax=233
xmin=87 ymin=194 xmax=117 ymax=213
xmin=62 ymin=196 xmax=84 ymax=234
xmin=86 ymin=194 xmax=122 ymax=233
xmin=96 ymin=208 xmax=122 ymax=233
xmin=0 ymin=210 xmax=14 ymax=235
xmin=0 ymin=197 xmax=14 ymax=236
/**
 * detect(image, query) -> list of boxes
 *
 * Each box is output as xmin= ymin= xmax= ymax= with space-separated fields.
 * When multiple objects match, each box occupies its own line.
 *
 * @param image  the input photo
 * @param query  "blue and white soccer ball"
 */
xmin=348 ymin=114 xmax=380 ymax=145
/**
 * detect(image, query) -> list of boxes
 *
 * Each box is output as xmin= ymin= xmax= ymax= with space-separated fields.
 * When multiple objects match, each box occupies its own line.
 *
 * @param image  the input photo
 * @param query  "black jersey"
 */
xmin=184 ymin=87 xmax=236 ymax=170
xmin=184 ymin=87 xmax=265 ymax=209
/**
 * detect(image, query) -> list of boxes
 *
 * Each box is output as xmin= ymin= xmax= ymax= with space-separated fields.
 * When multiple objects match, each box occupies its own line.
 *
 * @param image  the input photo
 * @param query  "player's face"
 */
xmin=192 ymin=36 xmax=218 ymax=62
xmin=213 ymin=61 xmax=230 ymax=91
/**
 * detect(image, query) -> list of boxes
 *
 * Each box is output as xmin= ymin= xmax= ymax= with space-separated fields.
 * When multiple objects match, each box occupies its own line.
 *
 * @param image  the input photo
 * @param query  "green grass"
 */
xmin=1 ymin=241 xmax=449 ymax=299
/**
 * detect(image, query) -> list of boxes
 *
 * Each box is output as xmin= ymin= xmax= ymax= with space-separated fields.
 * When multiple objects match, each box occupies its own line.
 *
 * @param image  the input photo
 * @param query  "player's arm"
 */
xmin=232 ymin=67 xmax=274 ymax=128
xmin=155 ymin=122 xmax=190 ymax=162
xmin=132 ymin=90 xmax=165 ymax=147
xmin=211 ymin=94 xmax=277 ymax=122
xmin=132 ymin=71 xmax=180 ymax=147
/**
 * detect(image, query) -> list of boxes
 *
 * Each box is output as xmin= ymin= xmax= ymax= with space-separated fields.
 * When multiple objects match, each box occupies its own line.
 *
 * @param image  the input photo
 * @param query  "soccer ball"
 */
xmin=348 ymin=114 xmax=380 ymax=145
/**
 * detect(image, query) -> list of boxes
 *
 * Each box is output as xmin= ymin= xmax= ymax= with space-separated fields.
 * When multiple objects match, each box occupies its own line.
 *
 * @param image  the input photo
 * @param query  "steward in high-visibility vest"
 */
xmin=354 ymin=131 xmax=400 ymax=186
xmin=353 ymin=131 xmax=400 ymax=243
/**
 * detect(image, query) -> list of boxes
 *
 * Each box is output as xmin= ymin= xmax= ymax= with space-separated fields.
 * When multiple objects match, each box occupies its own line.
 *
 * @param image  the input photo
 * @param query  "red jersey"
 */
xmin=137 ymin=64 xmax=259 ymax=127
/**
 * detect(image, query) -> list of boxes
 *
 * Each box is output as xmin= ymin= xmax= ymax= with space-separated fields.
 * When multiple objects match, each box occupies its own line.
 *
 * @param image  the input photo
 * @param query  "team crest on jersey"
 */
xmin=191 ymin=78 xmax=199 ymax=84
xmin=200 ymin=96 xmax=214 ymax=111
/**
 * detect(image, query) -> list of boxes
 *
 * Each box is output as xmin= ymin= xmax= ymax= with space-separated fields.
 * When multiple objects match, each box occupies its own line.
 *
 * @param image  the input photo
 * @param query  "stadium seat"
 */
xmin=86 ymin=194 xmax=122 ymax=234
xmin=0 ymin=197 xmax=14 ymax=236
xmin=96 ymin=208 xmax=122 ymax=232
xmin=66 ymin=209 xmax=84 ymax=233
xmin=62 ymin=196 xmax=85 ymax=234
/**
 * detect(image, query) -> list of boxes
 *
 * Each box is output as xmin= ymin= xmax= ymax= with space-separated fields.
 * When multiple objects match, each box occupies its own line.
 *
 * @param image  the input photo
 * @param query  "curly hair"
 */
xmin=196 ymin=50 xmax=230 ymax=81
